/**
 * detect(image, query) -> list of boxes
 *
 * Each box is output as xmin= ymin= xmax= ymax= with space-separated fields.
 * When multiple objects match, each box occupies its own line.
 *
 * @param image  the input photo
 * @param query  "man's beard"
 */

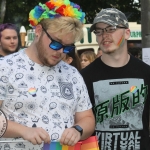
xmin=35 ymin=38 xmax=49 ymax=66
xmin=35 ymin=36 xmax=60 ymax=67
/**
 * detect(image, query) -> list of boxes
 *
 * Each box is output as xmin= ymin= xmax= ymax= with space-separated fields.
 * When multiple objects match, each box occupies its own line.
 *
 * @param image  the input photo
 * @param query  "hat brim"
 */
xmin=90 ymin=20 xmax=117 ymax=32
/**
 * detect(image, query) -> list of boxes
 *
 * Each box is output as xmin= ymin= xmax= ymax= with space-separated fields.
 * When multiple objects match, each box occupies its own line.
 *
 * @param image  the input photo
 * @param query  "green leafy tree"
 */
xmin=3 ymin=0 xmax=140 ymax=30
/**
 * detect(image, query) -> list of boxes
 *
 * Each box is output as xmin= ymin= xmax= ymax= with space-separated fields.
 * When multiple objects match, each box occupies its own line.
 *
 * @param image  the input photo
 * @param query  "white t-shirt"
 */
xmin=0 ymin=49 xmax=92 ymax=149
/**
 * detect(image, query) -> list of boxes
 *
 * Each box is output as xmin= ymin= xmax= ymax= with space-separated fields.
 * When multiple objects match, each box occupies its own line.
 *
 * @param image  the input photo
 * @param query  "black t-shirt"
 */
xmin=81 ymin=55 xmax=150 ymax=150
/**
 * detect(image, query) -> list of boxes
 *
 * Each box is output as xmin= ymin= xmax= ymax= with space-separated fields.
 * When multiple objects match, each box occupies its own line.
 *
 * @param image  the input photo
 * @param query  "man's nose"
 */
xmin=57 ymin=48 xmax=64 ymax=53
xmin=102 ymin=29 xmax=109 ymax=37
xmin=10 ymin=38 xmax=15 ymax=43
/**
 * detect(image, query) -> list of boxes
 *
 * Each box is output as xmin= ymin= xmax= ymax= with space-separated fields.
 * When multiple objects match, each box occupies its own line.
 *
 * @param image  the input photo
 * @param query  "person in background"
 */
xmin=96 ymin=47 xmax=102 ymax=58
xmin=0 ymin=23 xmax=20 ymax=57
xmin=0 ymin=0 xmax=95 ymax=149
xmin=80 ymin=51 xmax=96 ymax=69
xmin=128 ymin=47 xmax=141 ymax=59
xmin=80 ymin=8 xmax=150 ymax=150
xmin=62 ymin=48 xmax=80 ymax=70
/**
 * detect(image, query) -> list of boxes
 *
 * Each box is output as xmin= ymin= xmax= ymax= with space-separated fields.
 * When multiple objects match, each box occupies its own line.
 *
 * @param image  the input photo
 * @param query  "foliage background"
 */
xmin=0 ymin=0 xmax=140 ymax=30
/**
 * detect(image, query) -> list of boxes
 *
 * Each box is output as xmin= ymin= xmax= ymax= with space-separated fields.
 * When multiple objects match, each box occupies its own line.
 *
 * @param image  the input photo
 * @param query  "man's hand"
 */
xmin=60 ymin=128 xmax=81 ymax=146
xmin=21 ymin=127 xmax=50 ymax=145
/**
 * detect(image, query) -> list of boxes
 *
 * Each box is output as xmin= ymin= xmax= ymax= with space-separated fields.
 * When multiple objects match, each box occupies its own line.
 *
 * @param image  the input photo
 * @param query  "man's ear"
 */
xmin=35 ymin=24 xmax=43 ymax=38
xmin=125 ymin=28 xmax=130 ymax=40
xmin=67 ymin=57 xmax=73 ymax=64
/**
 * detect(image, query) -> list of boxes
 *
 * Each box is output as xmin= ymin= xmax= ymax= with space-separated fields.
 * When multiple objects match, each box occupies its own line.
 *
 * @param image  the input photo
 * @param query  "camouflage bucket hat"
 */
xmin=90 ymin=8 xmax=129 ymax=32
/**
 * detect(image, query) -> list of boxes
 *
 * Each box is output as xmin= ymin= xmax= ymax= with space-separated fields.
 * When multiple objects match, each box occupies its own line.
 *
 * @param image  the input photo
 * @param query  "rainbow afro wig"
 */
xmin=29 ymin=0 xmax=86 ymax=28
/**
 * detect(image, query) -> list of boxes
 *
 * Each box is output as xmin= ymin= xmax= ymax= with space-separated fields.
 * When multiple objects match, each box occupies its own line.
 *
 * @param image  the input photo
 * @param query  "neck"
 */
xmin=101 ymin=52 xmax=130 ymax=67
xmin=25 ymin=43 xmax=43 ymax=65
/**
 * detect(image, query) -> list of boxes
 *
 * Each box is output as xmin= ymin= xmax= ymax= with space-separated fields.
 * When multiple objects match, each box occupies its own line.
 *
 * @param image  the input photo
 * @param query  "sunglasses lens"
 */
xmin=63 ymin=47 xmax=74 ymax=54
xmin=50 ymin=41 xmax=63 ymax=50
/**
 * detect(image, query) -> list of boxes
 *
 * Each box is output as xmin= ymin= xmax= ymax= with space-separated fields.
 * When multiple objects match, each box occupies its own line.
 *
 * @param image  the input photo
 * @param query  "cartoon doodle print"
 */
xmin=51 ymin=133 xmax=59 ymax=141
xmin=18 ymin=91 xmax=28 ymax=97
xmin=50 ymin=83 xmax=59 ymax=89
xmin=53 ymin=122 xmax=62 ymax=129
xmin=72 ymin=68 xmax=76 ymax=73
xmin=72 ymin=77 xmax=78 ymax=84
xmin=15 ymin=142 xmax=25 ymax=148
xmin=28 ymin=87 xmax=38 ymax=97
xmin=63 ymin=118 xmax=69 ymax=128
xmin=26 ymin=74 xmax=36 ymax=83
xmin=58 ymin=66 xmax=62 ymax=73
xmin=8 ymin=114 xmax=15 ymax=121
xmin=16 ymin=57 xmax=25 ymax=64
xmin=59 ymin=102 xmax=68 ymax=112
xmin=39 ymin=97 xmax=48 ymax=109
xmin=38 ymin=71 xmax=45 ymax=80
xmin=0 ymin=67 xmax=7 ymax=73
xmin=47 ymin=75 xmax=54 ymax=83
xmin=56 ymin=76 xmax=64 ymax=83
xmin=62 ymin=64 xmax=69 ymax=70
xmin=6 ymin=59 xmax=13 ymax=66
xmin=66 ymin=74 xmax=71 ymax=81
xmin=25 ymin=101 xmax=38 ymax=112
xmin=14 ymin=102 xmax=23 ymax=111
xmin=52 ymin=112 xmax=61 ymax=119
xmin=49 ymin=102 xmax=57 ymax=111
xmin=18 ymin=111 xmax=28 ymax=118
xmin=31 ymin=116 xmax=39 ymax=123
xmin=0 ymin=76 xmax=8 ymax=83
xmin=17 ymin=64 xmax=27 ymax=70
xmin=8 ymin=85 xmax=14 ymax=94
xmin=18 ymin=81 xmax=28 ymax=88
xmin=0 ymin=86 xmax=7 ymax=97
xmin=3 ymin=144 xmax=10 ymax=150
xmin=15 ymin=73 xmax=24 ymax=81
xmin=40 ymin=86 xmax=47 ymax=93
xmin=59 ymin=82 xmax=74 ymax=100
xmin=42 ymin=115 xmax=49 ymax=124
xmin=28 ymin=60 xmax=35 ymax=70
xmin=8 ymin=68 xmax=14 ymax=76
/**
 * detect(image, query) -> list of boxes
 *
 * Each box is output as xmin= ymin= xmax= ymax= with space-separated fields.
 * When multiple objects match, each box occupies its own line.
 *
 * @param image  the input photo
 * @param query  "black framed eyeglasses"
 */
xmin=42 ymin=27 xmax=75 ymax=54
xmin=93 ymin=25 xmax=127 ymax=36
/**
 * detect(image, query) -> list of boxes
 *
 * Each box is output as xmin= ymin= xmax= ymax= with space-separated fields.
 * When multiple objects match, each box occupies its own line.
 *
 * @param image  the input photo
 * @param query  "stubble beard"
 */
xmin=36 ymin=37 xmax=61 ymax=67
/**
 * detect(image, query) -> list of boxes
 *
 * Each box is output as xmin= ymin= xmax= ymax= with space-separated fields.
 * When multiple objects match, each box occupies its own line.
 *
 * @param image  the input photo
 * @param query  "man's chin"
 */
xmin=3 ymin=49 xmax=17 ymax=55
xmin=44 ymin=60 xmax=61 ymax=67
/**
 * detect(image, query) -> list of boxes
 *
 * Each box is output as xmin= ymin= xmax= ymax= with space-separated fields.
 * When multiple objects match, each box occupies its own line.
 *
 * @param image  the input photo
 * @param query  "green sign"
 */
xmin=130 ymin=31 xmax=141 ymax=38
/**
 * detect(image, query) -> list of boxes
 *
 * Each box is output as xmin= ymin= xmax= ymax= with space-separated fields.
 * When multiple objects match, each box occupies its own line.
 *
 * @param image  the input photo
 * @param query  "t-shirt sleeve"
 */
xmin=74 ymin=71 xmax=92 ymax=112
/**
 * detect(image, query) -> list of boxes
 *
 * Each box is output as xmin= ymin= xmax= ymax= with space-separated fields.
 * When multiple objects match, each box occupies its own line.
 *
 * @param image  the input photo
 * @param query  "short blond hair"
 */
xmin=39 ymin=17 xmax=84 ymax=42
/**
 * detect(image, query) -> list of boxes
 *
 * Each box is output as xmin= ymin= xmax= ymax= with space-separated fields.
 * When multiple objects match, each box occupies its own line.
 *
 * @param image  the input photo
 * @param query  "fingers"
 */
xmin=39 ymin=130 xmax=50 ymax=144
xmin=60 ymin=128 xmax=80 ymax=146
xmin=23 ymin=127 xmax=50 ymax=145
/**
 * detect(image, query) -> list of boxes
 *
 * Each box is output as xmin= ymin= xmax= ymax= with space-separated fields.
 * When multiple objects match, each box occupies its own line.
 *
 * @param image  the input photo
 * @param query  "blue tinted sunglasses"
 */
xmin=42 ymin=27 xmax=75 ymax=54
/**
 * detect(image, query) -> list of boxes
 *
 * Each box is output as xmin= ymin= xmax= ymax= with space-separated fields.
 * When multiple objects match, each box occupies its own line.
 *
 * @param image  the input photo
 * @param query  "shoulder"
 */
xmin=80 ymin=58 xmax=100 ymax=75
xmin=0 ymin=51 xmax=22 ymax=71
xmin=130 ymin=55 xmax=150 ymax=71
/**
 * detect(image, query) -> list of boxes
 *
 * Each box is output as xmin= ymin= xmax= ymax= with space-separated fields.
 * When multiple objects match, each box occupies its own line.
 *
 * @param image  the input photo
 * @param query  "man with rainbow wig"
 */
xmin=81 ymin=8 xmax=150 ymax=150
xmin=0 ymin=0 xmax=95 ymax=149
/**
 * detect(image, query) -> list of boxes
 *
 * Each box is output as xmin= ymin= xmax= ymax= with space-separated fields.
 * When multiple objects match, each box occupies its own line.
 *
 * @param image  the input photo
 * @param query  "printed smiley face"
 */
xmin=0 ymin=109 xmax=7 ymax=138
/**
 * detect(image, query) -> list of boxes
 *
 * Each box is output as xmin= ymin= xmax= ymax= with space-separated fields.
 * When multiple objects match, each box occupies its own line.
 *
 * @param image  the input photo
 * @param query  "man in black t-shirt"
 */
xmin=81 ymin=8 xmax=150 ymax=150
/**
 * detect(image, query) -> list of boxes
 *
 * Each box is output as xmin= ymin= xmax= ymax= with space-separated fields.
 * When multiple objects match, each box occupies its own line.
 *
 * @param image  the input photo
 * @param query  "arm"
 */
xmin=0 ymin=100 xmax=50 ymax=145
xmin=74 ymin=109 xmax=95 ymax=140
xmin=60 ymin=109 xmax=95 ymax=146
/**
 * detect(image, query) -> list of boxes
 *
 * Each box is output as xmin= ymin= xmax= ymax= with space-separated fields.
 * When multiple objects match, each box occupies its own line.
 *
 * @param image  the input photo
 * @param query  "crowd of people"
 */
xmin=0 ymin=0 xmax=149 ymax=150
